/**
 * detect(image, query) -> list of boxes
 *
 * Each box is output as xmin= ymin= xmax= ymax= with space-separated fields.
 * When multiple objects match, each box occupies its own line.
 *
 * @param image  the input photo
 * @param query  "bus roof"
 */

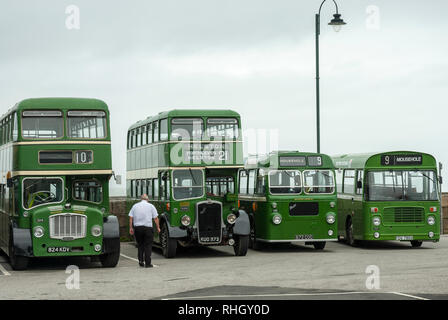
xmin=331 ymin=151 xmax=437 ymax=169
xmin=245 ymin=151 xmax=334 ymax=169
xmin=128 ymin=109 xmax=241 ymax=131
xmin=2 ymin=98 xmax=109 ymax=120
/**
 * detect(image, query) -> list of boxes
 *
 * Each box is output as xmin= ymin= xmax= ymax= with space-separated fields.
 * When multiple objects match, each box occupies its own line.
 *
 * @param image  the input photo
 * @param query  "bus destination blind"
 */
xmin=381 ymin=154 xmax=423 ymax=166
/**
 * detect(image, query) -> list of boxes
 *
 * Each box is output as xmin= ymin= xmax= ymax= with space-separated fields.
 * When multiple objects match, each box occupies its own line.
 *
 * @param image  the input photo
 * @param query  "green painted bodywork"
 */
xmin=126 ymin=109 xmax=244 ymax=246
xmin=332 ymin=151 xmax=441 ymax=242
xmin=0 ymin=98 xmax=113 ymax=257
xmin=240 ymin=151 xmax=338 ymax=243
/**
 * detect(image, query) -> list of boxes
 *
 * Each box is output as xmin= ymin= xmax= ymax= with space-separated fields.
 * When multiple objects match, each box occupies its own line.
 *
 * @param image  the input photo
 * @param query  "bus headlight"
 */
xmin=91 ymin=225 xmax=102 ymax=237
xmin=272 ymin=214 xmax=282 ymax=225
xmin=373 ymin=217 xmax=381 ymax=226
xmin=181 ymin=215 xmax=191 ymax=226
xmin=427 ymin=216 xmax=435 ymax=226
xmin=227 ymin=213 xmax=237 ymax=224
xmin=33 ymin=226 xmax=44 ymax=238
xmin=326 ymin=213 xmax=336 ymax=224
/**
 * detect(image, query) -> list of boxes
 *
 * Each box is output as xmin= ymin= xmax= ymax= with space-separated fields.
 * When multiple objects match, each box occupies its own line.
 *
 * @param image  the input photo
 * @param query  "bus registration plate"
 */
xmin=200 ymin=237 xmax=220 ymax=243
xmin=396 ymin=236 xmax=413 ymax=241
xmin=295 ymin=234 xmax=313 ymax=240
xmin=47 ymin=247 xmax=71 ymax=253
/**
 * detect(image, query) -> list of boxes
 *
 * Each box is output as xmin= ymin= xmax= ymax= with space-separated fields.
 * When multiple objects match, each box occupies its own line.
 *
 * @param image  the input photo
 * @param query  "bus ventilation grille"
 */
xmin=383 ymin=207 xmax=424 ymax=224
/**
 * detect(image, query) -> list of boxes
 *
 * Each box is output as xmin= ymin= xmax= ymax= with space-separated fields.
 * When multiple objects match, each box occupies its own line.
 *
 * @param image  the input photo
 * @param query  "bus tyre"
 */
xmin=234 ymin=235 xmax=249 ymax=256
xmin=411 ymin=240 xmax=423 ymax=248
xmin=99 ymin=251 xmax=120 ymax=268
xmin=161 ymin=223 xmax=177 ymax=258
xmin=313 ymin=242 xmax=326 ymax=250
xmin=346 ymin=219 xmax=356 ymax=246
xmin=8 ymin=233 xmax=29 ymax=271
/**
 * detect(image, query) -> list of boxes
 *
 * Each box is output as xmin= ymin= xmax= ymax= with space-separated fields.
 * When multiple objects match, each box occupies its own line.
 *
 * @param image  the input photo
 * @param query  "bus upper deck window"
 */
xmin=22 ymin=110 xmax=63 ymax=139
xmin=171 ymin=118 xmax=203 ymax=141
xmin=206 ymin=118 xmax=239 ymax=139
xmin=67 ymin=110 xmax=107 ymax=139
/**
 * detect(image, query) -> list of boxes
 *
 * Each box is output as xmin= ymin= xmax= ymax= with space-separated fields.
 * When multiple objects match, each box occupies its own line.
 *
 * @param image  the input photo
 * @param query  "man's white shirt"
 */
xmin=128 ymin=200 xmax=158 ymax=227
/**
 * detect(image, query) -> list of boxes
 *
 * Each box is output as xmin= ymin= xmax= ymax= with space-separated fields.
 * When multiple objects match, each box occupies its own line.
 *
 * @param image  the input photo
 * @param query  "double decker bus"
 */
xmin=332 ymin=151 xmax=441 ymax=247
xmin=0 ymin=98 xmax=120 ymax=270
xmin=239 ymin=151 xmax=338 ymax=250
xmin=126 ymin=109 xmax=250 ymax=258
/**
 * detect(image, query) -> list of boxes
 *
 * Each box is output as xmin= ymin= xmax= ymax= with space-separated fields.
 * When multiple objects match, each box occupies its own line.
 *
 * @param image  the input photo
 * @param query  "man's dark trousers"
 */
xmin=134 ymin=226 xmax=154 ymax=266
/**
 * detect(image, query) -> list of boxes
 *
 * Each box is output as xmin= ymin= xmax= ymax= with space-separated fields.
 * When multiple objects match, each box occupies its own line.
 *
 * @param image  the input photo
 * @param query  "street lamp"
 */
xmin=315 ymin=0 xmax=346 ymax=153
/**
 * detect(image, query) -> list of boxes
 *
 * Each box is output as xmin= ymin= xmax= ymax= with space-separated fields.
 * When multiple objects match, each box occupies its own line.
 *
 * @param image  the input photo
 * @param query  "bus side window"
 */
xmin=335 ymin=169 xmax=343 ymax=193
xmin=147 ymin=179 xmax=153 ymax=198
xmin=153 ymin=122 xmax=159 ymax=143
xmin=248 ymin=170 xmax=256 ymax=195
xmin=160 ymin=119 xmax=168 ymax=141
xmin=136 ymin=127 xmax=142 ymax=147
xmin=356 ymin=170 xmax=364 ymax=194
xmin=153 ymin=178 xmax=159 ymax=199
xmin=142 ymin=125 xmax=147 ymax=145
xmin=255 ymin=171 xmax=265 ymax=195
xmin=147 ymin=123 xmax=153 ymax=144
xmin=343 ymin=170 xmax=356 ymax=194
xmin=239 ymin=170 xmax=248 ymax=195
xmin=130 ymin=180 xmax=135 ymax=198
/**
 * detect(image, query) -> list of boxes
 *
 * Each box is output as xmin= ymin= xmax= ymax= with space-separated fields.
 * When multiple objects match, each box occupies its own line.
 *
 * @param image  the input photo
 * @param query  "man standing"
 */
xmin=129 ymin=194 xmax=161 ymax=268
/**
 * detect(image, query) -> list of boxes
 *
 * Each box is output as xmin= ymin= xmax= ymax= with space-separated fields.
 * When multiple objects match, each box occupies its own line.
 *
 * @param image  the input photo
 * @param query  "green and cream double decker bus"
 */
xmin=126 ymin=109 xmax=250 ymax=258
xmin=239 ymin=151 xmax=338 ymax=250
xmin=0 ymin=98 xmax=120 ymax=270
xmin=332 ymin=151 xmax=441 ymax=247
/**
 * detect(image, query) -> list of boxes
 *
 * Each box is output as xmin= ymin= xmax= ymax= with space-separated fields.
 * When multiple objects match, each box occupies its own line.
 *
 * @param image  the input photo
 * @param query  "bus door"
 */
xmin=353 ymin=170 xmax=364 ymax=237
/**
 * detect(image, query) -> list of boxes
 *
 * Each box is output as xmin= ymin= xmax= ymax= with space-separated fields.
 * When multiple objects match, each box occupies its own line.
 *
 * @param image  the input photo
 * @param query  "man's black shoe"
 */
xmin=145 ymin=264 xmax=154 ymax=268
xmin=139 ymin=262 xmax=144 ymax=267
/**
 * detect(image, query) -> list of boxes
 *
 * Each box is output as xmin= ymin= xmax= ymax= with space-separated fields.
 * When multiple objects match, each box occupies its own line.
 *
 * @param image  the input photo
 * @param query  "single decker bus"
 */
xmin=126 ymin=109 xmax=250 ymax=258
xmin=0 ymin=98 xmax=120 ymax=270
xmin=332 ymin=151 xmax=441 ymax=247
xmin=239 ymin=151 xmax=338 ymax=250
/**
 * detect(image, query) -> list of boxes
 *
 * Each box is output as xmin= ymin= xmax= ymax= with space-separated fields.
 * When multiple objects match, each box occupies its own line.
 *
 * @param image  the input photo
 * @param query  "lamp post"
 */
xmin=315 ymin=0 xmax=346 ymax=153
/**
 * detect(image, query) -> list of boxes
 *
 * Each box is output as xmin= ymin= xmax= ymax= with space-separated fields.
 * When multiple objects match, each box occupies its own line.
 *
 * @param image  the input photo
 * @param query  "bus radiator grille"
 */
xmin=383 ymin=207 xmax=424 ymax=225
xmin=49 ymin=213 xmax=87 ymax=240
xmin=197 ymin=202 xmax=222 ymax=243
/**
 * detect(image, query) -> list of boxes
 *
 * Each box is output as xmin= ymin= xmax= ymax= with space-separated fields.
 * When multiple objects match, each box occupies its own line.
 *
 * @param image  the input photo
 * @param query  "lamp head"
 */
xmin=328 ymin=13 xmax=346 ymax=32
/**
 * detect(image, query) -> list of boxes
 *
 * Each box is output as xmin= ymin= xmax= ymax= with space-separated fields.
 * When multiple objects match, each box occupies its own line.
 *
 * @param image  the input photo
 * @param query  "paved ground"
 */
xmin=1 ymin=236 xmax=448 ymax=300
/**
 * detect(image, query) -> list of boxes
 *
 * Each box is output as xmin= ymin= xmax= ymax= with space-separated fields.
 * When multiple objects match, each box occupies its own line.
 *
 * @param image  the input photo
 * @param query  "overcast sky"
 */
xmin=1 ymin=0 xmax=447 ymax=194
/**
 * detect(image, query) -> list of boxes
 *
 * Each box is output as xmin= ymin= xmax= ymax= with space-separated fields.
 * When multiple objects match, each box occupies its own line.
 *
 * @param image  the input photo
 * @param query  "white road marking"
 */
xmin=162 ymin=291 xmax=378 ymax=300
xmin=390 ymin=292 xmax=430 ymax=300
xmin=120 ymin=253 xmax=139 ymax=262
xmin=0 ymin=263 xmax=11 ymax=276
xmin=119 ymin=254 xmax=159 ymax=267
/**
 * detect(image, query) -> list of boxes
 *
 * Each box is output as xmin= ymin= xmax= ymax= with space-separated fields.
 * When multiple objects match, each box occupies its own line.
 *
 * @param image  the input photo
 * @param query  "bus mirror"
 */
xmin=7 ymin=178 xmax=13 ymax=188
xmin=161 ymin=174 xmax=168 ymax=181
xmin=439 ymin=176 xmax=443 ymax=184
xmin=115 ymin=175 xmax=122 ymax=185
xmin=356 ymin=180 xmax=362 ymax=189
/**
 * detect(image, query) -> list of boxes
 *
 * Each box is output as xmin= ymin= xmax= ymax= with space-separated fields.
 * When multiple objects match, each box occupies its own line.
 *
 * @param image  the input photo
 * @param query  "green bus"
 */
xmin=332 ymin=151 xmax=441 ymax=247
xmin=239 ymin=151 xmax=338 ymax=250
xmin=126 ymin=109 xmax=250 ymax=258
xmin=0 ymin=98 xmax=120 ymax=270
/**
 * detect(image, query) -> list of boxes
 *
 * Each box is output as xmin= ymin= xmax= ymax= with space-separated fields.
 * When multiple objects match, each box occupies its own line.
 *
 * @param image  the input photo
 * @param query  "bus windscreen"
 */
xmin=366 ymin=170 xmax=438 ymax=201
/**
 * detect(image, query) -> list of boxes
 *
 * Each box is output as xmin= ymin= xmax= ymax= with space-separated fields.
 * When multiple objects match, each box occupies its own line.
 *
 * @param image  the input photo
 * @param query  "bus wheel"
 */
xmin=346 ymin=219 xmax=356 ymax=246
xmin=99 ymin=251 xmax=120 ymax=268
xmin=410 ymin=240 xmax=423 ymax=248
xmin=8 ymin=233 xmax=29 ymax=270
xmin=313 ymin=242 xmax=326 ymax=250
xmin=234 ymin=235 xmax=249 ymax=256
xmin=160 ymin=223 xmax=177 ymax=258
